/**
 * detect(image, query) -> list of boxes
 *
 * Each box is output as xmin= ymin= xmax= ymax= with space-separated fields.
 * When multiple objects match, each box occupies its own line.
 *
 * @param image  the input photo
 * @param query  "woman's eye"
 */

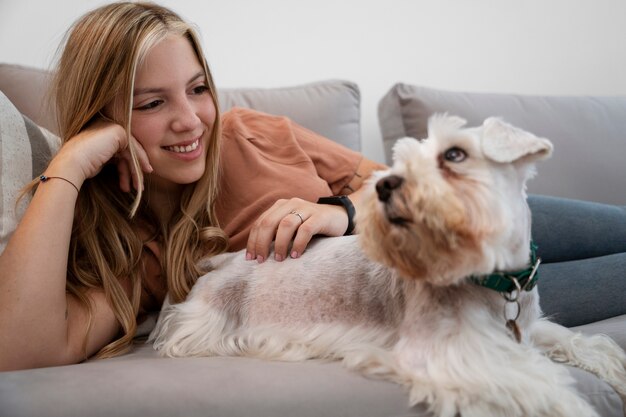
xmin=443 ymin=147 xmax=467 ymax=163
xmin=135 ymin=100 xmax=162 ymax=111
xmin=192 ymin=85 xmax=209 ymax=95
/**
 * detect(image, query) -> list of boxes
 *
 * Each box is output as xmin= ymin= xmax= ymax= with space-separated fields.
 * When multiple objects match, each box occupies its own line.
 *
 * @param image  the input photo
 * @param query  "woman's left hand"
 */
xmin=246 ymin=197 xmax=349 ymax=263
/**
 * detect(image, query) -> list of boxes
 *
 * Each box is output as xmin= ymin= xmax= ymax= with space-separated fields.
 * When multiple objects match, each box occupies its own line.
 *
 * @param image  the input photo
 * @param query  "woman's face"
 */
xmin=130 ymin=34 xmax=216 ymax=191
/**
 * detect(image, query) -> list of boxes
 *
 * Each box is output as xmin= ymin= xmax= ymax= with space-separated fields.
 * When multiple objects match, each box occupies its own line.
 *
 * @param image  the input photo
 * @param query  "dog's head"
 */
xmin=357 ymin=114 xmax=552 ymax=285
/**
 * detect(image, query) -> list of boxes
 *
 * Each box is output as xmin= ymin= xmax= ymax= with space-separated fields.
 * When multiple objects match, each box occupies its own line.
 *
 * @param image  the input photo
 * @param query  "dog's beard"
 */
xmin=381 ymin=190 xmax=414 ymax=227
xmin=358 ymin=174 xmax=495 ymax=286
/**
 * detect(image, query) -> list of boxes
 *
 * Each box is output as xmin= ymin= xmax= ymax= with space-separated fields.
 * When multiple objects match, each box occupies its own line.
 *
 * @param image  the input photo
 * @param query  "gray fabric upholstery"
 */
xmin=1 ymin=341 xmax=624 ymax=417
xmin=573 ymin=315 xmax=626 ymax=352
xmin=0 ymin=343 xmax=428 ymax=417
xmin=0 ymin=91 xmax=60 ymax=253
xmin=378 ymin=83 xmax=626 ymax=205
xmin=0 ymin=64 xmax=55 ymax=132
xmin=219 ymin=81 xmax=361 ymax=152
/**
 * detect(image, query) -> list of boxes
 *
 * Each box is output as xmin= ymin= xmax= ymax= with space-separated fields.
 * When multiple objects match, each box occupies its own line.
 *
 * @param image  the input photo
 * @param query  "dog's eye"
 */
xmin=443 ymin=147 xmax=467 ymax=163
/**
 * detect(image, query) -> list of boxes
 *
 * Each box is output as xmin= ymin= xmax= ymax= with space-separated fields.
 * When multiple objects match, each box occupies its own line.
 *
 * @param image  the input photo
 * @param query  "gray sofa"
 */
xmin=1 ymin=63 xmax=625 ymax=417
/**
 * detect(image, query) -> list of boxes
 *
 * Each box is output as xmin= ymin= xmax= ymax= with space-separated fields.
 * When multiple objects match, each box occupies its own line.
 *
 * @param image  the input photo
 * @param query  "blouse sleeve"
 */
xmin=217 ymin=108 xmax=386 ymax=250
xmin=288 ymin=120 xmax=387 ymax=195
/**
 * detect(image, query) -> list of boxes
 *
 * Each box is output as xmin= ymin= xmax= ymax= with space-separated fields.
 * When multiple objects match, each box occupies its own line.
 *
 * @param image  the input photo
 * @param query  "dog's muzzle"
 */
xmin=376 ymin=175 xmax=412 ymax=226
xmin=376 ymin=175 xmax=404 ymax=202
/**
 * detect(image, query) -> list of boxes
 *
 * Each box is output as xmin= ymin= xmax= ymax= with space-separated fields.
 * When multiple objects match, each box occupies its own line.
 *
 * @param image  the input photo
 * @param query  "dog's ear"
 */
xmin=481 ymin=117 xmax=553 ymax=163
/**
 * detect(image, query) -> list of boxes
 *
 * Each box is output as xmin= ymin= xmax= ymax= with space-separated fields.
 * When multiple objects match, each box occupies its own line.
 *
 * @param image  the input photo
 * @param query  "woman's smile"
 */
xmin=163 ymin=138 xmax=200 ymax=154
xmin=162 ymin=137 xmax=204 ymax=161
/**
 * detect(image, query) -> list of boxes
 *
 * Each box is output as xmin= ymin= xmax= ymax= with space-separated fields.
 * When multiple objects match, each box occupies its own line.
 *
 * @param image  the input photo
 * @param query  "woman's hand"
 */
xmin=111 ymin=130 xmax=153 ymax=193
xmin=246 ymin=197 xmax=350 ymax=263
xmin=46 ymin=121 xmax=153 ymax=191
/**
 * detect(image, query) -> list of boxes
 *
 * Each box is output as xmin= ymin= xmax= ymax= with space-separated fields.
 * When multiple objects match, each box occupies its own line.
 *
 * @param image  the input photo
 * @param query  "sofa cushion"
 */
xmin=0 ymin=91 xmax=60 ymax=253
xmin=0 ymin=343 xmax=425 ymax=417
xmin=378 ymin=83 xmax=626 ymax=205
xmin=0 ymin=342 xmax=622 ymax=417
xmin=0 ymin=64 xmax=55 ymax=133
xmin=572 ymin=314 xmax=626 ymax=351
xmin=219 ymin=80 xmax=361 ymax=152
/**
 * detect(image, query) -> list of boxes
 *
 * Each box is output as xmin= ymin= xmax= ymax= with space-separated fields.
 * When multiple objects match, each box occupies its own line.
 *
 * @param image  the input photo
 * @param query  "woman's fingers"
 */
xmin=114 ymin=152 xmax=140 ymax=191
xmin=273 ymin=211 xmax=310 ymax=261
xmin=116 ymin=159 xmax=132 ymax=193
xmin=129 ymin=135 xmax=153 ymax=174
xmin=245 ymin=198 xmax=349 ymax=263
xmin=246 ymin=199 xmax=289 ymax=262
xmin=114 ymin=135 xmax=152 ymax=192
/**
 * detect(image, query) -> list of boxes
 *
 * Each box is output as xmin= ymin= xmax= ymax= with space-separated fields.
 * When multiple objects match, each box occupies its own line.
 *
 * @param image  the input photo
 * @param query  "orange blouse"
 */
xmin=215 ymin=107 xmax=365 ymax=251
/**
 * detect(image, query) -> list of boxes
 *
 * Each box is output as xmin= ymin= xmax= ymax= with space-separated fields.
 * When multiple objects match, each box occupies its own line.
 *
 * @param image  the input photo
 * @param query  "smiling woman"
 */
xmin=0 ymin=1 xmax=384 ymax=371
xmin=0 ymin=2 xmax=229 ymax=369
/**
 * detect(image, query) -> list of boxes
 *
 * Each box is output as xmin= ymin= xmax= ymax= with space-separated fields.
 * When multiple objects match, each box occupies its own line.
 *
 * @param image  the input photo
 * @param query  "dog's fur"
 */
xmin=150 ymin=115 xmax=626 ymax=417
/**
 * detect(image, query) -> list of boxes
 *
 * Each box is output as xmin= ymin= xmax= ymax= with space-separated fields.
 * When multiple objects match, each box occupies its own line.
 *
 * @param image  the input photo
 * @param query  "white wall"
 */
xmin=2 ymin=0 xmax=626 ymax=163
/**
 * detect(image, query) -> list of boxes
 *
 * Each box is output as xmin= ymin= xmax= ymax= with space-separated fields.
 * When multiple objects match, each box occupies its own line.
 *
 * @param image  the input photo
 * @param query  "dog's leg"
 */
xmin=531 ymin=318 xmax=626 ymax=410
xmin=339 ymin=336 xmax=410 ymax=387
xmin=149 ymin=295 xmax=241 ymax=357
xmin=394 ymin=321 xmax=599 ymax=417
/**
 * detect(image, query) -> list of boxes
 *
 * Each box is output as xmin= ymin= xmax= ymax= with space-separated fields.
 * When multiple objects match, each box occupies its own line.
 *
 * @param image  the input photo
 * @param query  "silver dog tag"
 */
xmin=506 ymin=319 xmax=522 ymax=343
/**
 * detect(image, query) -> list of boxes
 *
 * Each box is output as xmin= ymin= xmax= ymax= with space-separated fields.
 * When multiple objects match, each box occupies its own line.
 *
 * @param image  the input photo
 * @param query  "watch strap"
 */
xmin=317 ymin=195 xmax=355 ymax=235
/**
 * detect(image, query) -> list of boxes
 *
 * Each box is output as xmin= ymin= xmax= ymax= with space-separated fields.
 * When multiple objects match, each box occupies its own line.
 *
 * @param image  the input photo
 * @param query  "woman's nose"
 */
xmin=171 ymin=98 xmax=201 ymax=132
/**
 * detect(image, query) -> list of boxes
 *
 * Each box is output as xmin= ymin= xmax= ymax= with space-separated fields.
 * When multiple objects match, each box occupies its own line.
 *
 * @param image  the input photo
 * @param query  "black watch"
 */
xmin=317 ymin=195 xmax=355 ymax=235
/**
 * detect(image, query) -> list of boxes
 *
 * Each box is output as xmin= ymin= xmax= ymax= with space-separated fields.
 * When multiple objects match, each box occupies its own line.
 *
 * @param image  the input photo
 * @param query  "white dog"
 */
xmin=150 ymin=115 xmax=626 ymax=417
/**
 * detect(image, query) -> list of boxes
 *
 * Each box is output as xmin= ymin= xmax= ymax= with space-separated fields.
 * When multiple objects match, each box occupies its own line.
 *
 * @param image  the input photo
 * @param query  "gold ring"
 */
xmin=290 ymin=210 xmax=304 ymax=225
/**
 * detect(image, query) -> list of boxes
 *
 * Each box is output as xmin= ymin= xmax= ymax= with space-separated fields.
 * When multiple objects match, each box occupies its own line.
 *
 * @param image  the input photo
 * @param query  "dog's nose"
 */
xmin=376 ymin=175 xmax=404 ymax=202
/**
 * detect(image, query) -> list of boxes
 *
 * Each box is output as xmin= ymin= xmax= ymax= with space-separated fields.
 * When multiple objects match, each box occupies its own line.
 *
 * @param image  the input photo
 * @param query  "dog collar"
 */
xmin=469 ymin=242 xmax=541 ymax=293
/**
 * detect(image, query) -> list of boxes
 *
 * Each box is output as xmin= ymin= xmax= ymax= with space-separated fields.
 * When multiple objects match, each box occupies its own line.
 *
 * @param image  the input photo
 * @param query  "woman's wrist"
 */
xmin=317 ymin=195 xmax=355 ymax=235
xmin=43 ymin=157 xmax=87 ymax=191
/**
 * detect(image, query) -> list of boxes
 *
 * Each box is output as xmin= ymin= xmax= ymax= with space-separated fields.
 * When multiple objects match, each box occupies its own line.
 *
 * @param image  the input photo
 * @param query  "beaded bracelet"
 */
xmin=39 ymin=175 xmax=80 ymax=193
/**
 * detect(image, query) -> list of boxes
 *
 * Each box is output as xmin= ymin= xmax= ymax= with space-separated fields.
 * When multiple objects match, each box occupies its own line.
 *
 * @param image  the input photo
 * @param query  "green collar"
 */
xmin=469 ymin=242 xmax=541 ymax=293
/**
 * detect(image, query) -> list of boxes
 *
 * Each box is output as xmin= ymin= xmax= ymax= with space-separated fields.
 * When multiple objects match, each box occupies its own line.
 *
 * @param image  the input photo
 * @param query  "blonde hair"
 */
xmin=47 ymin=1 xmax=228 ymax=359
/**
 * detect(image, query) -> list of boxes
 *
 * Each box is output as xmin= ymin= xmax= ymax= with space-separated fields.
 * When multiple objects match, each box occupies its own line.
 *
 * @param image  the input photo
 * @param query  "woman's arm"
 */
xmin=0 ymin=122 xmax=149 ymax=370
xmin=246 ymin=157 xmax=387 ymax=263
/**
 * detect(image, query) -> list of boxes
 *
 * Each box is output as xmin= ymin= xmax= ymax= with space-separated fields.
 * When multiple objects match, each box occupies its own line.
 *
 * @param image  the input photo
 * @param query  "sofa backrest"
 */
xmin=0 ymin=65 xmax=54 ymax=133
xmin=378 ymin=83 xmax=626 ymax=206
